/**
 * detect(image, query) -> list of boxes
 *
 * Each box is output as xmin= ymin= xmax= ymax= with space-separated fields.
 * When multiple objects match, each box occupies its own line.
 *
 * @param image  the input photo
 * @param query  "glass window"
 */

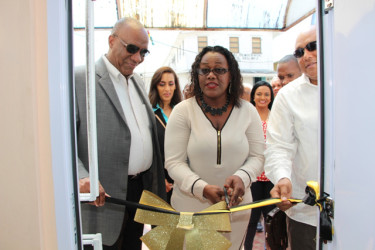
xmin=230 ymin=37 xmax=239 ymax=53
xmin=252 ymin=37 xmax=261 ymax=54
xmin=198 ymin=36 xmax=208 ymax=52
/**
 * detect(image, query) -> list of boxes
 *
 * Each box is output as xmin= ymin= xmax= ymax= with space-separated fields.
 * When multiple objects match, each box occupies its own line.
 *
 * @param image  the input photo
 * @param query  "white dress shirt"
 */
xmin=103 ymin=55 xmax=152 ymax=175
xmin=264 ymin=74 xmax=319 ymax=227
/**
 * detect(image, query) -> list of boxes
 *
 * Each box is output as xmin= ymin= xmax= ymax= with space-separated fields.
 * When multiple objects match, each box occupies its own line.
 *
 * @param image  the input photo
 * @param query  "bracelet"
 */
xmin=191 ymin=178 xmax=202 ymax=196
xmin=239 ymin=169 xmax=252 ymax=183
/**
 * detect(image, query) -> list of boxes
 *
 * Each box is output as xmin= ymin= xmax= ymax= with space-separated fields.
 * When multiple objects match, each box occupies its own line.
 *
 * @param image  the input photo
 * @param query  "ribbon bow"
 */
xmin=303 ymin=181 xmax=334 ymax=241
xmin=129 ymin=181 xmax=333 ymax=249
xmin=134 ymin=191 xmax=232 ymax=250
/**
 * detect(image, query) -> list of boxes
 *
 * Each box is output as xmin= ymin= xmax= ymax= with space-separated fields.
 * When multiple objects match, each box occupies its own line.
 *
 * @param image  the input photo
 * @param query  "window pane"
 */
xmin=252 ymin=37 xmax=261 ymax=54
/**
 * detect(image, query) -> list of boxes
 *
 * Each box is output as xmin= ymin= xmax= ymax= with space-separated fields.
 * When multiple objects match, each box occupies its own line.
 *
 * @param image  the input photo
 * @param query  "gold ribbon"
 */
xmin=134 ymin=191 xmax=232 ymax=250
xmin=133 ymin=181 xmax=324 ymax=249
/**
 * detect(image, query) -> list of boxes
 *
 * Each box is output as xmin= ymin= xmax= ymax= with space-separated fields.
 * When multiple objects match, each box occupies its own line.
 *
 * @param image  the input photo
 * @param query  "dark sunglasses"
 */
xmin=113 ymin=35 xmax=150 ymax=57
xmin=197 ymin=68 xmax=229 ymax=76
xmin=293 ymin=41 xmax=317 ymax=58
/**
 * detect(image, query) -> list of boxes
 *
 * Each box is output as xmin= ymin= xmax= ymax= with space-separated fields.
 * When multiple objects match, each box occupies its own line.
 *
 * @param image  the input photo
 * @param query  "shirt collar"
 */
xmin=302 ymin=73 xmax=318 ymax=87
xmin=153 ymin=103 xmax=162 ymax=112
xmin=102 ymin=55 xmax=134 ymax=81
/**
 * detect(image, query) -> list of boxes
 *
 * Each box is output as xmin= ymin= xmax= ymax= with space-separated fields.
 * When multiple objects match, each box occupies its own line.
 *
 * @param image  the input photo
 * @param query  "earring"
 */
xmin=228 ymin=83 xmax=232 ymax=94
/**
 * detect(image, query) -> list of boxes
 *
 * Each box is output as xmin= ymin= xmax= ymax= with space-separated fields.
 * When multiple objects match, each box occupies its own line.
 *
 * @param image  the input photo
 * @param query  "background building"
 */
xmin=74 ymin=15 xmax=313 ymax=92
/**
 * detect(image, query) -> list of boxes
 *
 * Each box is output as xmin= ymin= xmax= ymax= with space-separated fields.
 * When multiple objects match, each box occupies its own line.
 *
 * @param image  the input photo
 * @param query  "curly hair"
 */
xmin=190 ymin=46 xmax=244 ymax=107
xmin=250 ymin=80 xmax=274 ymax=110
xmin=148 ymin=66 xmax=182 ymax=108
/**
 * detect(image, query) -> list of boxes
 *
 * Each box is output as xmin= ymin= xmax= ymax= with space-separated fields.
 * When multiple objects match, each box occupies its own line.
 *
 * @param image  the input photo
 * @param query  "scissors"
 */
xmin=223 ymin=187 xmax=230 ymax=208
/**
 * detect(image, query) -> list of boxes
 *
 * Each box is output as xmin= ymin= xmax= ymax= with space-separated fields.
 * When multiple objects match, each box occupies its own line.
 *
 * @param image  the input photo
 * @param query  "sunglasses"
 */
xmin=197 ymin=68 xmax=229 ymax=76
xmin=293 ymin=41 xmax=317 ymax=58
xmin=113 ymin=35 xmax=150 ymax=57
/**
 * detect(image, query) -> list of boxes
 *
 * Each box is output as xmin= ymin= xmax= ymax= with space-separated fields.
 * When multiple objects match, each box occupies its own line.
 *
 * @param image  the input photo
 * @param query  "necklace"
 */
xmin=199 ymin=94 xmax=230 ymax=116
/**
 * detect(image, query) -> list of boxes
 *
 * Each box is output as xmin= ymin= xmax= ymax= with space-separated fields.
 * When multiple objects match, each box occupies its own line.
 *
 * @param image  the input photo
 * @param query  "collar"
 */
xmin=102 ymin=55 xmax=134 ymax=81
xmin=153 ymin=103 xmax=170 ymax=123
xmin=153 ymin=103 xmax=162 ymax=112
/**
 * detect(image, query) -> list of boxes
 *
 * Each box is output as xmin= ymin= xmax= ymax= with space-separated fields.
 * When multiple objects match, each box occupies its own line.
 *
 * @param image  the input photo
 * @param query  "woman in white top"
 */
xmin=165 ymin=46 xmax=265 ymax=249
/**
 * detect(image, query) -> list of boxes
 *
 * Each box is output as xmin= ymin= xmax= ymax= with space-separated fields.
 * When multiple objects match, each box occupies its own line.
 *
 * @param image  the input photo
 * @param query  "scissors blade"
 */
xmin=223 ymin=187 xmax=230 ymax=208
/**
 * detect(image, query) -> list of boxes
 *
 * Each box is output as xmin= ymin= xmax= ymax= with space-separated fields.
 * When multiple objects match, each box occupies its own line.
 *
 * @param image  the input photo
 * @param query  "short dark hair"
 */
xmin=190 ymin=46 xmax=244 ymax=107
xmin=148 ymin=66 xmax=182 ymax=108
xmin=250 ymin=80 xmax=274 ymax=110
xmin=278 ymin=54 xmax=298 ymax=64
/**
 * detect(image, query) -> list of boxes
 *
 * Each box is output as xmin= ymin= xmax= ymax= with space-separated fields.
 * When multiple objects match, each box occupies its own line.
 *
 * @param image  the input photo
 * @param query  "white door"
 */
xmin=47 ymin=0 xmax=82 ymax=249
xmin=321 ymin=0 xmax=375 ymax=249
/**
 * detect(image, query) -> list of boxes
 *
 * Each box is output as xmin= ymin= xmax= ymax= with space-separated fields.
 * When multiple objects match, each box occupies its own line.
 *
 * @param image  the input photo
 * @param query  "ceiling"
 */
xmin=73 ymin=0 xmax=315 ymax=30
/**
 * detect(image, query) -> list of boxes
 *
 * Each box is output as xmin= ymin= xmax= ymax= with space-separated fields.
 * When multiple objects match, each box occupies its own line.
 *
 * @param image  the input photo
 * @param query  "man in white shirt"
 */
xmin=277 ymin=54 xmax=302 ymax=86
xmin=265 ymin=26 xmax=318 ymax=249
xmin=76 ymin=17 xmax=166 ymax=249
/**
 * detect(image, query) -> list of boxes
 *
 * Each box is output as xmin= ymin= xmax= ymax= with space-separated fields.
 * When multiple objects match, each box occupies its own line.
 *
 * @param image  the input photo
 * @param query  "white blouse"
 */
xmin=165 ymin=97 xmax=265 ymax=206
xmin=165 ymin=97 xmax=265 ymax=249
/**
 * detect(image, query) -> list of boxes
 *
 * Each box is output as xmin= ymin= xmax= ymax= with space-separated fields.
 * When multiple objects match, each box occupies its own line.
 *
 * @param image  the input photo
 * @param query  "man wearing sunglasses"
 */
xmin=75 ymin=17 xmax=166 ymax=249
xmin=265 ymin=26 xmax=319 ymax=250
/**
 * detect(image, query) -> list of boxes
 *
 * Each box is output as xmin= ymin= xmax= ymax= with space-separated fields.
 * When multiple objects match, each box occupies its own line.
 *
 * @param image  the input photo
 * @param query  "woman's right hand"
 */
xmin=203 ymin=185 xmax=224 ymax=204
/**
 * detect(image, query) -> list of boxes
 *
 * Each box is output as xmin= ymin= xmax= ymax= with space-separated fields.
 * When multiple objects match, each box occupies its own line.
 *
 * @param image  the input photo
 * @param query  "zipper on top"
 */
xmin=217 ymin=130 xmax=221 ymax=165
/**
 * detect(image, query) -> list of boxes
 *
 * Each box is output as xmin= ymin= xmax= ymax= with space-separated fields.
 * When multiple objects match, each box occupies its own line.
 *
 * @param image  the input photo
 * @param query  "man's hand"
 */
xmin=203 ymin=185 xmax=224 ymax=204
xmin=270 ymin=178 xmax=293 ymax=211
xmin=224 ymin=175 xmax=245 ymax=207
xmin=79 ymin=177 xmax=108 ymax=207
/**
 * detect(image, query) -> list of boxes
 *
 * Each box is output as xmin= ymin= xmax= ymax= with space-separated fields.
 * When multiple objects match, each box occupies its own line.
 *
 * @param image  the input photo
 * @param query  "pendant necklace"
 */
xmin=200 ymin=94 xmax=230 ymax=116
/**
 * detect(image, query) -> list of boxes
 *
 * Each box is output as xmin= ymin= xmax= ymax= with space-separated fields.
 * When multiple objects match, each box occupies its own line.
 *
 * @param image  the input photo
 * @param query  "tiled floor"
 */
xmin=252 ymin=231 xmax=266 ymax=250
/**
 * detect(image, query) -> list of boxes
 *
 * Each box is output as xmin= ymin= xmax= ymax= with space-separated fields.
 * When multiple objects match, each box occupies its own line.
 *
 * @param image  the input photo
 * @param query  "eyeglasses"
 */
xmin=113 ymin=35 xmax=150 ymax=57
xmin=197 ymin=68 xmax=229 ymax=76
xmin=293 ymin=41 xmax=317 ymax=58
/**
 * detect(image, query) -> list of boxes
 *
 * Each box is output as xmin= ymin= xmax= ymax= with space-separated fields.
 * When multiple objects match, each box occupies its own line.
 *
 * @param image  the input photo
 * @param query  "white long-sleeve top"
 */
xmin=165 ymin=98 xmax=265 ymax=203
xmin=165 ymin=98 xmax=265 ymax=250
xmin=264 ymin=74 xmax=319 ymax=226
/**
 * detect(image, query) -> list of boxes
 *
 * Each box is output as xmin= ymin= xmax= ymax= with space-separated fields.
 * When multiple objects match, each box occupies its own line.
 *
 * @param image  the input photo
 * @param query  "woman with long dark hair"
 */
xmin=149 ymin=66 xmax=182 ymax=202
xmin=244 ymin=80 xmax=275 ymax=250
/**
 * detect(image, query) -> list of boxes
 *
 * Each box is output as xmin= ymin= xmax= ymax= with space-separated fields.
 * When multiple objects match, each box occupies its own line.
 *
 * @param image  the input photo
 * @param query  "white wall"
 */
xmin=0 ymin=1 xmax=58 ymax=249
xmin=272 ymin=15 xmax=314 ymax=62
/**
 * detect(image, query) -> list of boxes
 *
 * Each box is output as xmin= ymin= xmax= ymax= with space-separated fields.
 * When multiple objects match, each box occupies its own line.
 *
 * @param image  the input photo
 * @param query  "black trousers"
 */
xmin=84 ymin=175 xmax=144 ymax=250
xmin=244 ymin=181 xmax=275 ymax=250
xmin=287 ymin=216 xmax=317 ymax=250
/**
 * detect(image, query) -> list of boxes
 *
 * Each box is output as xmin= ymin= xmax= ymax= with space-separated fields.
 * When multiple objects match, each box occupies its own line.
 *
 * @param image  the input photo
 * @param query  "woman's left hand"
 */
xmin=224 ymin=175 xmax=245 ymax=207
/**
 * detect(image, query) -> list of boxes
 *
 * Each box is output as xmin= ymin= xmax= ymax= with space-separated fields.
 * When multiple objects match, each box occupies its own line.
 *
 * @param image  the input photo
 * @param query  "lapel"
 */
xmin=130 ymin=75 xmax=157 ymax=129
xmin=95 ymin=57 xmax=157 ymax=133
xmin=96 ymin=58 xmax=127 ymax=125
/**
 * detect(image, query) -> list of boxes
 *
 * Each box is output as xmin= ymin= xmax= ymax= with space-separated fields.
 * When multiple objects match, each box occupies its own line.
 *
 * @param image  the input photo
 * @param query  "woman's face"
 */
xmin=157 ymin=72 xmax=176 ymax=105
xmin=198 ymin=52 xmax=230 ymax=100
xmin=254 ymin=86 xmax=271 ymax=109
